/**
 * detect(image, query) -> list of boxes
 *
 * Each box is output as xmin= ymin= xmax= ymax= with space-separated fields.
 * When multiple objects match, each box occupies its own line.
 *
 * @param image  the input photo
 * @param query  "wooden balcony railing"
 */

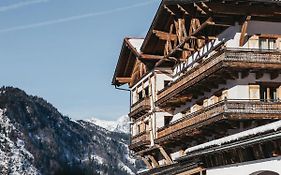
xmin=129 ymin=131 xmax=150 ymax=150
xmin=129 ymin=97 xmax=151 ymax=118
xmin=156 ymin=99 xmax=281 ymax=142
xmin=156 ymin=48 xmax=281 ymax=107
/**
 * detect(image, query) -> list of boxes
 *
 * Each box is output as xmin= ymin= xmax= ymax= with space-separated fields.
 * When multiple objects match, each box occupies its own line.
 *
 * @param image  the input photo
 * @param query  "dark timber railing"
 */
xmin=129 ymin=131 xmax=150 ymax=150
xmin=129 ymin=97 xmax=151 ymax=118
xmin=157 ymin=99 xmax=281 ymax=141
xmin=156 ymin=48 xmax=281 ymax=106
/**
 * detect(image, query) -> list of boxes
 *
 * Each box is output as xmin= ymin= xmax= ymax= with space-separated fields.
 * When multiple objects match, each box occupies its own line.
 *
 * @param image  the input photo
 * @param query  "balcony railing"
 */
xmin=156 ymin=99 xmax=281 ymax=141
xmin=156 ymin=48 xmax=281 ymax=106
xmin=129 ymin=97 xmax=151 ymax=118
xmin=129 ymin=131 xmax=150 ymax=150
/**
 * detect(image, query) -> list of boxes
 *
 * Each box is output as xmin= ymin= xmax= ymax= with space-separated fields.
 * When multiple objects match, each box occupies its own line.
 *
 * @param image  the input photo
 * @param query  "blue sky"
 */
xmin=0 ymin=0 xmax=160 ymax=120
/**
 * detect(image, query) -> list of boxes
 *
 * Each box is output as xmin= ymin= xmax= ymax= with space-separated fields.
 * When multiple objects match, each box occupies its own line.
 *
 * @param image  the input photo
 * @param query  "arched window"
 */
xmin=250 ymin=171 xmax=279 ymax=175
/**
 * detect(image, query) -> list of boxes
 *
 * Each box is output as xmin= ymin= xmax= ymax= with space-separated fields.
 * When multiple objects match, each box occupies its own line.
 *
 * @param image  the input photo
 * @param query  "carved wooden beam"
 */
xmin=177 ymin=4 xmax=197 ymax=16
xmin=210 ymin=23 xmax=232 ymax=27
xmin=200 ymin=2 xmax=213 ymax=13
xmin=155 ymin=16 xmax=218 ymax=67
xmin=141 ymin=157 xmax=153 ymax=170
xmin=155 ymin=37 xmax=190 ymax=67
xmin=164 ymin=23 xmax=176 ymax=56
xmin=189 ymin=18 xmax=201 ymax=35
xmin=194 ymin=3 xmax=207 ymax=15
xmin=196 ymin=36 xmax=217 ymax=40
xmin=154 ymin=30 xmax=216 ymax=41
xmin=177 ymin=4 xmax=189 ymax=15
xmin=270 ymin=71 xmax=279 ymax=80
xmin=140 ymin=54 xmax=163 ymax=60
xmin=183 ymin=167 xmax=205 ymax=175
xmin=175 ymin=47 xmax=195 ymax=52
xmin=164 ymin=5 xmax=175 ymax=16
xmin=158 ymin=146 xmax=173 ymax=165
xmin=153 ymin=30 xmax=177 ymax=41
xmin=174 ymin=18 xmax=188 ymax=43
xmin=193 ymin=17 xmax=214 ymax=34
xmin=240 ymin=16 xmax=251 ymax=46
xmin=147 ymin=155 xmax=160 ymax=168
xmin=116 ymin=77 xmax=132 ymax=84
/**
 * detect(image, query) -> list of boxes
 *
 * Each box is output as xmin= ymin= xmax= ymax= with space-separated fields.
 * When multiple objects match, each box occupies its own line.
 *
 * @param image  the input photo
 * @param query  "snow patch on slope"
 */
xmin=87 ymin=115 xmax=130 ymax=133
xmin=118 ymin=160 xmax=135 ymax=175
xmin=118 ymin=140 xmax=136 ymax=165
xmin=0 ymin=109 xmax=40 ymax=175
xmin=93 ymin=155 xmax=104 ymax=165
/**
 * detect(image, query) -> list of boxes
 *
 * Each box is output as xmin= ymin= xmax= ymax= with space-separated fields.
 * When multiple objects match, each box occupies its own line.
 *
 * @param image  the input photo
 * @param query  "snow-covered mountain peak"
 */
xmin=0 ymin=87 xmax=144 ymax=174
xmin=87 ymin=115 xmax=130 ymax=134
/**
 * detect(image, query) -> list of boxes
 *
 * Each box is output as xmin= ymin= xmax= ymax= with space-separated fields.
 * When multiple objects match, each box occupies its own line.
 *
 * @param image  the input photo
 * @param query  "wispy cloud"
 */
xmin=0 ymin=0 xmax=158 ymax=33
xmin=0 ymin=0 xmax=49 ymax=12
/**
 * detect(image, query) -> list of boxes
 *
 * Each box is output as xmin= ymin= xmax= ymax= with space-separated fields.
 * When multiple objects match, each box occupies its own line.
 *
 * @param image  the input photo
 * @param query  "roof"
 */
xmin=185 ymin=120 xmax=281 ymax=154
xmin=112 ymin=0 xmax=281 ymax=86
xmin=112 ymin=37 xmax=144 ymax=86
xmin=141 ymin=0 xmax=281 ymax=56
xmin=174 ymin=120 xmax=281 ymax=162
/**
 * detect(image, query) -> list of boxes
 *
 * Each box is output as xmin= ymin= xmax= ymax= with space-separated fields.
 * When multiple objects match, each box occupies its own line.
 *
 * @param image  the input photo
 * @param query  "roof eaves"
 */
xmin=111 ymin=39 xmax=128 ymax=86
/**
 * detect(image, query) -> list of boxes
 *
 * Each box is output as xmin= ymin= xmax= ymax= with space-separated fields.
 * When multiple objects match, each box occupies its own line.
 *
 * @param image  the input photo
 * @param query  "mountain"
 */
xmin=87 ymin=115 xmax=130 ymax=134
xmin=0 ymin=87 xmax=144 ymax=175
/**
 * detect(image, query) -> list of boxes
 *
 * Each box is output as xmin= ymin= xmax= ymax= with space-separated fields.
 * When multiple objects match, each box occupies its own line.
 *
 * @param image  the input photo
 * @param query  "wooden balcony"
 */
xmin=129 ymin=97 xmax=151 ymax=118
xmin=156 ymin=100 xmax=281 ymax=143
xmin=156 ymin=48 xmax=281 ymax=108
xmin=129 ymin=131 xmax=151 ymax=151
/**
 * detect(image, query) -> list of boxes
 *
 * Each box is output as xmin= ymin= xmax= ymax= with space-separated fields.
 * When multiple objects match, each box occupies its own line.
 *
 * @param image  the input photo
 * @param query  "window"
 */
xmin=164 ymin=116 xmax=173 ymax=126
xmin=144 ymin=86 xmax=149 ymax=97
xmin=259 ymin=38 xmax=277 ymax=50
xmin=144 ymin=121 xmax=149 ymax=131
xmin=164 ymin=80 xmax=171 ymax=87
xmin=260 ymin=84 xmax=278 ymax=101
xmin=138 ymin=91 xmax=143 ymax=101
xmin=137 ymin=125 xmax=141 ymax=134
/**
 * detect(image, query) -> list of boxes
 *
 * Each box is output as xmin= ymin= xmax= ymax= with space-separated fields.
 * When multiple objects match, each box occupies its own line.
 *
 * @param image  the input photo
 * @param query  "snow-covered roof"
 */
xmin=128 ymin=38 xmax=144 ymax=53
xmin=185 ymin=120 xmax=281 ymax=154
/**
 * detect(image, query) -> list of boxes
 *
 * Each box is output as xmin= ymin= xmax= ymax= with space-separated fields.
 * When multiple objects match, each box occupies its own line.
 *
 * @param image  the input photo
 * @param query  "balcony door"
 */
xmin=259 ymin=38 xmax=277 ymax=50
xmin=164 ymin=116 xmax=173 ymax=126
xmin=260 ymin=84 xmax=278 ymax=101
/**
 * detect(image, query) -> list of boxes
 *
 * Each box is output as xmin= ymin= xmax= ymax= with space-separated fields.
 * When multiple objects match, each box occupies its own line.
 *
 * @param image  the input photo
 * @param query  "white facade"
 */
xmin=130 ymin=19 xmax=281 ymax=167
xmin=151 ymin=72 xmax=281 ymax=163
xmin=170 ymin=73 xmax=281 ymax=126
xmin=130 ymin=70 xmax=172 ymax=138
xmin=148 ymin=20 xmax=281 ymax=132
